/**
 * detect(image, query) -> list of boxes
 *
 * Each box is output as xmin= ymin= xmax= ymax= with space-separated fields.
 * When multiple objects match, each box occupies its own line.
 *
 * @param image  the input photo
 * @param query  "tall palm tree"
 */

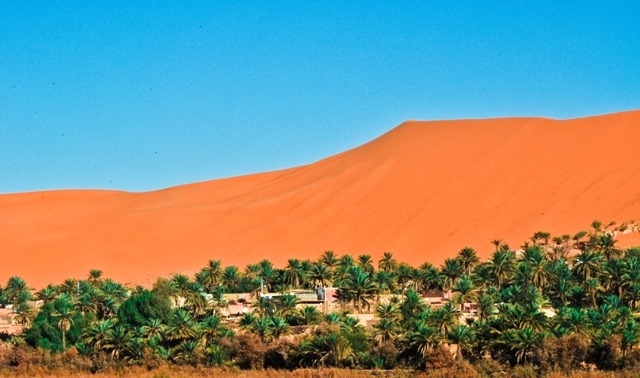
xmin=441 ymin=258 xmax=464 ymax=292
xmin=319 ymin=251 xmax=339 ymax=270
xmin=489 ymin=250 xmax=516 ymax=289
xmin=309 ymin=262 xmax=332 ymax=288
xmin=221 ymin=266 xmax=242 ymax=291
xmin=378 ymin=252 xmax=398 ymax=273
xmin=357 ymin=254 xmax=375 ymax=273
xmin=52 ymin=305 xmax=76 ymax=350
xmin=457 ymin=247 xmax=480 ymax=275
xmin=284 ymin=259 xmax=305 ymax=288
xmin=88 ymin=269 xmax=104 ymax=287
xmin=196 ymin=260 xmax=222 ymax=291
xmin=452 ymin=275 xmax=478 ymax=311
xmin=448 ymin=325 xmax=474 ymax=360
xmin=340 ymin=266 xmax=378 ymax=314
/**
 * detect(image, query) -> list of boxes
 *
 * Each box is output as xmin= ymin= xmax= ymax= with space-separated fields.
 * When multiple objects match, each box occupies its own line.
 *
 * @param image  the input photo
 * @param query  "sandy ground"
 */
xmin=1 ymin=110 xmax=640 ymax=287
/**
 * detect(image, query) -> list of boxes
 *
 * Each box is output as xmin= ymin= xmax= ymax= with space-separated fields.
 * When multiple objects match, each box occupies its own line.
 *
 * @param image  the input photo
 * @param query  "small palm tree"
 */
xmin=448 ymin=325 xmax=474 ymax=360
xmin=103 ymin=325 xmax=133 ymax=360
xmin=269 ymin=316 xmax=290 ymax=340
xmin=372 ymin=318 xmax=399 ymax=346
xmin=52 ymin=305 xmax=76 ymax=350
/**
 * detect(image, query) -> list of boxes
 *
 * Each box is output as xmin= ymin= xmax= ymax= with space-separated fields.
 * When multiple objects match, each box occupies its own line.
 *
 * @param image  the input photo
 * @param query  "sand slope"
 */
xmin=2 ymin=111 xmax=640 ymax=287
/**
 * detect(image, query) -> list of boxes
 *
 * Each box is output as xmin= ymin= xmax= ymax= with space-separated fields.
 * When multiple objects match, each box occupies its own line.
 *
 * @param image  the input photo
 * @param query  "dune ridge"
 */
xmin=2 ymin=110 xmax=640 ymax=287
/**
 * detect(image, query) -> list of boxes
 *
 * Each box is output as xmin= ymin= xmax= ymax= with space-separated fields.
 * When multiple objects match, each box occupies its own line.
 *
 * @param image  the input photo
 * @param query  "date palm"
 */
xmin=441 ymin=258 xmax=464 ymax=291
xmin=35 ymin=285 xmax=58 ymax=304
xmin=372 ymin=318 xmax=399 ymax=346
xmin=52 ymin=304 xmax=76 ymax=350
xmin=489 ymin=250 xmax=516 ymax=289
xmin=378 ymin=252 xmax=398 ymax=273
xmin=452 ymin=275 xmax=478 ymax=311
xmin=448 ymin=325 xmax=474 ymax=360
xmin=199 ymin=316 xmax=230 ymax=347
xmin=269 ymin=316 xmax=291 ymax=340
xmin=319 ymin=250 xmax=338 ymax=270
xmin=103 ymin=325 xmax=133 ymax=360
xmin=309 ymin=262 xmax=332 ymax=288
xmin=340 ymin=266 xmax=378 ymax=314
xmin=88 ymin=269 xmax=104 ymax=287
xmin=196 ymin=260 xmax=222 ymax=291
xmin=166 ymin=308 xmax=198 ymax=341
xmin=297 ymin=305 xmax=322 ymax=325
xmin=457 ymin=247 xmax=480 ymax=275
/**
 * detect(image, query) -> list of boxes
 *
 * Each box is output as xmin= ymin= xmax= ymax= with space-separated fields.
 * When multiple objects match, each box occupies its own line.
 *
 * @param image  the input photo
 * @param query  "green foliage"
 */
xmin=117 ymin=289 xmax=171 ymax=328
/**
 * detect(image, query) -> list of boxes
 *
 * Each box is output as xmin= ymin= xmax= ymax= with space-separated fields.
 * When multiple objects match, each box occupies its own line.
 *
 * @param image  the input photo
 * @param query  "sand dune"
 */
xmin=2 ymin=110 xmax=640 ymax=287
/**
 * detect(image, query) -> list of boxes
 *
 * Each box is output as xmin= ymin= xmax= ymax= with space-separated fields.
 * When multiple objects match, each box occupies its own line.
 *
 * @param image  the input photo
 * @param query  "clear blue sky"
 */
xmin=1 ymin=2 xmax=639 ymax=193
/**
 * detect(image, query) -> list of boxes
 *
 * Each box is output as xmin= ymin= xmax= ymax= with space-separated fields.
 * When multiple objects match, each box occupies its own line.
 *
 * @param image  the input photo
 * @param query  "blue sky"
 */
xmin=1 ymin=2 xmax=639 ymax=193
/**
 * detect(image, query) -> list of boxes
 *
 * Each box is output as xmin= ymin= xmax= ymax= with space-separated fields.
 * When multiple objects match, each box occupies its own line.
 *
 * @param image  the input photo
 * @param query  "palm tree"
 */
xmin=4 ymin=276 xmax=31 ymax=305
xmin=378 ymin=252 xmax=398 ymax=273
xmin=489 ymin=250 xmax=516 ymax=289
xmin=88 ymin=269 xmax=103 ymax=287
xmin=196 ymin=260 xmax=222 ymax=291
xmin=52 ymin=304 xmax=76 ymax=350
xmin=277 ymin=294 xmax=299 ymax=317
xmin=297 ymin=306 xmax=323 ymax=325
xmin=584 ymin=277 xmax=603 ymax=308
xmin=504 ymin=328 xmax=546 ymax=364
xmin=573 ymin=249 xmax=603 ymax=282
xmin=199 ymin=316 xmax=230 ymax=347
xmin=84 ymin=319 xmax=115 ymax=352
xmin=269 ymin=316 xmax=291 ymax=340
xmin=166 ymin=308 xmax=198 ymax=341
xmin=448 ymin=325 xmax=474 ymax=360
xmin=36 ymin=285 xmax=58 ymax=304
xmin=284 ymin=259 xmax=305 ymax=288
xmin=340 ymin=266 xmax=378 ymax=314
xmin=521 ymin=245 xmax=550 ymax=289
xmin=103 ymin=325 xmax=133 ymax=360
xmin=598 ymin=233 xmax=622 ymax=261
xmin=408 ymin=323 xmax=441 ymax=359
xmin=457 ymin=247 xmax=480 ymax=275
xmin=452 ymin=275 xmax=478 ymax=311
xmin=174 ymin=340 xmax=201 ymax=363
xmin=357 ymin=254 xmax=375 ymax=273
xmin=441 ymin=258 xmax=464 ymax=292
xmin=376 ymin=300 xmax=401 ymax=321
xmin=209 ymin=286 xmax=229 ymax=316
xmin=221 ymin=266 xmax=242 ymax=291
xmin=14 ymin=302 xmax=35 ymax=326
xmin=309 ymin=262 xmax=332 ymax=288
xmin=372 ymin=318 xmax=399 ymax=346
xmin=319 ymin=250 xmax=338 ymax=269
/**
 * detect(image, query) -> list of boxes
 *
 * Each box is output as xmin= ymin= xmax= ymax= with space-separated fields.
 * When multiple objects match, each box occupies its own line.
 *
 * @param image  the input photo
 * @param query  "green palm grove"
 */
xmin=2 ymin=221 xmax=640 ymax=373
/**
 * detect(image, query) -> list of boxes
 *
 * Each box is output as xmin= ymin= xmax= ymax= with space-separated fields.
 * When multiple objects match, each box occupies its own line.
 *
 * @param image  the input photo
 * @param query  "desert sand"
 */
xmin=1 ymin=110 xmax=640 ymax=287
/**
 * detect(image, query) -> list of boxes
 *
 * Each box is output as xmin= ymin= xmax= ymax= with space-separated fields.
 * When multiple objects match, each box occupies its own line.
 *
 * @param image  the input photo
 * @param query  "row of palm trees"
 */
xmin=2 ymin=220 xmax=640 ymax=370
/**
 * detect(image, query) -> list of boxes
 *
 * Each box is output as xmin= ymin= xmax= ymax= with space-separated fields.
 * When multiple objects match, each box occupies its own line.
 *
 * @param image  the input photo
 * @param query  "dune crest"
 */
xmin=2 ymin=110 xmax=640 ymax=287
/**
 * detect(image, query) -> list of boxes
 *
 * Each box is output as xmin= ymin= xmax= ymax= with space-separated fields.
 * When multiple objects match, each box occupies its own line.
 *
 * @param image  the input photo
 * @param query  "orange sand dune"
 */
xmin=2 ymin=111 xmax=640 ymax=287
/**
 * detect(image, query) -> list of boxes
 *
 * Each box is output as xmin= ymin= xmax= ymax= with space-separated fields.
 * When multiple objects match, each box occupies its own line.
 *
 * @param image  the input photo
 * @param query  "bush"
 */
xmin=233 ymin=333 xmax=266 ymax=369
xmin=532 ymin=334 xmax=590 ymax=374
